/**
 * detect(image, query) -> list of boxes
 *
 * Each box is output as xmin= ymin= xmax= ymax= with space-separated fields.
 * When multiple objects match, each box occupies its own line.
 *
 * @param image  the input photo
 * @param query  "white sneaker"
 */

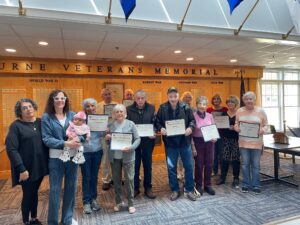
xmin=72 ymin=218 xmax=78 ymax=225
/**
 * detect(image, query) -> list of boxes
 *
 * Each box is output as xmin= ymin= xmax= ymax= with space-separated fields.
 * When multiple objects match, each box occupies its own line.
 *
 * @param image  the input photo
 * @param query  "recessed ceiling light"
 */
xmin=230 ymin=59 xmax=238 ymax=63
xmin=38 ymin=41 xmax=48 ymax=46
xmin=5 ymin=48 xmax=16 ymax=53
xmin=186 ymin=57 xmax=194 ymax=61
xmin=268 ymin=61 xmax=275 ymax=64
xmin=255 ymin=38 xmax=300 ymax=46
xmin=288 ymin=56 xmax=296 ymax=60
xmin=77 ymin=52 xmax=86 ymax=56
xmin=174 ymin=50 xmax=182 ymax=54
xmin=136 ymin=55 xmax=144 ymax=59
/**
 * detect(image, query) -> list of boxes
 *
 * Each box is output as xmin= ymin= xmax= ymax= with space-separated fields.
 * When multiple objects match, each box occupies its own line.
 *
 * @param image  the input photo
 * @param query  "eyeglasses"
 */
xmin=21 ymin=105 xmax=33 ymax=111
xmin=53 ymin=97 xmax=67 ymax=101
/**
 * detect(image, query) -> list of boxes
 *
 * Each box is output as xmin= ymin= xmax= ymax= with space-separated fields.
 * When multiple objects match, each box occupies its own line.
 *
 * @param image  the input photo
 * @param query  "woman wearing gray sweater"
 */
xmin=105 ymin=104 xmax=141 ymax=214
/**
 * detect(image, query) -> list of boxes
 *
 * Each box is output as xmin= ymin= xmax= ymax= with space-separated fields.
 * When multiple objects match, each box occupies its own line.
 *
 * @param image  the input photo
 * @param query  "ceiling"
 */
xmin=0 ymin=0 xmax=300 ymax=69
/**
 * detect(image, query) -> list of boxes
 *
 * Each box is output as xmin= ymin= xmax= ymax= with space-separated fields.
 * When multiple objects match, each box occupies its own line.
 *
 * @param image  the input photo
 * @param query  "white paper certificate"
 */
xmin=110 ymin=133 xmax=132 ymax=150
xmin=239 ymin=122 xmax=260 ymax=138
xmin=136 ymin=124 xmax=154 ymax=137
xmin=87 ymin=114 xmax=108 ymax=132
xmin=214 ymin=116 xmax=230 ymax=129
xmin=104 ymin=104 xmax=116 ymax=117
xmin=201 ymin=124 xmax=220 ymax=142
xmin=122 ymin=99 xmax=134 ymax=107
xmin=165 ymin=119 xmax=185 ymax=136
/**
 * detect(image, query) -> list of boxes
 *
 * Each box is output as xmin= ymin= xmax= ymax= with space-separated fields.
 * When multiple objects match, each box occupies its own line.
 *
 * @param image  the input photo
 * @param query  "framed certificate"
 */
xmin=136 ymin=124 xmax=154 ymax=137
xmin=165 ymin=119 xmax=185 ymax=136
xmin=201 ymin=124 xmax=220 ymax=142
xmin=211 ymin=111 xmax=223 ymax=117
xmin=239 ymin=121 xmax=260 ymax=138
xmin=214 ymin=116 xmax=230 ymax=129
xmin=122 ymin=99 xmax=134 ymax=107
xmin=104 ymin=104 xmax=116 ymax=117
xmin=110 ymin=132 xmax=133 ymax=150
xmin=87 ymin=114 xmax=108 ymax=132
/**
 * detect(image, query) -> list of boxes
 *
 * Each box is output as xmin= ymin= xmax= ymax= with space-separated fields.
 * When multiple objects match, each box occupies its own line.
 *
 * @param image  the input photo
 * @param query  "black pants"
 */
xmin=21 ymin=177 xmax=43 ymax=223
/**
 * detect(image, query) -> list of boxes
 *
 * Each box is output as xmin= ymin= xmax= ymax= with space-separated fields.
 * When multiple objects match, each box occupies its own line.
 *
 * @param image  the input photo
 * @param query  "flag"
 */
xmin=240 ymin=75 xmax=245 ymax=107
xmin=120 ymin=0 xmax=136 ymax=22
xmin=286 ymin=0 xmax=300 ymax=33
xmin=227 ymin=0 xmax=244 ymax=14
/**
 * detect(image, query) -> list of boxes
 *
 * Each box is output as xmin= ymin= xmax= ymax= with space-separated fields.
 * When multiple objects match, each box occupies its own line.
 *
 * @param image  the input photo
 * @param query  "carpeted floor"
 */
xmin=0 ymin=151 xmax=300 ymax=225
xmin=0 ymin=179 xmax=7 ymax=191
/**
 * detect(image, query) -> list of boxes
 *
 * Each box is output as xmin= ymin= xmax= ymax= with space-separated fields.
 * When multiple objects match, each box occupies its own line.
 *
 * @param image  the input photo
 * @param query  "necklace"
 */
xmin=31 ymin=121 xmax=37 ymax=131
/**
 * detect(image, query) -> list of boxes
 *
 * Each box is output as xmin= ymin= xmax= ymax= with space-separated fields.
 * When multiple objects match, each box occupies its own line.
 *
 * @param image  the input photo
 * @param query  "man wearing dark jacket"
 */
xmin=155 ymin=87 xmax=196 ymax=201
xmin=126 ymin=89 xmax=156 ymax=199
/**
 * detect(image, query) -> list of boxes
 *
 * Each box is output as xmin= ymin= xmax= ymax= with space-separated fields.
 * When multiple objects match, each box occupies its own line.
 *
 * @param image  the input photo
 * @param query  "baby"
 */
xmin=59 ymin=111 xmax=90 ymax=164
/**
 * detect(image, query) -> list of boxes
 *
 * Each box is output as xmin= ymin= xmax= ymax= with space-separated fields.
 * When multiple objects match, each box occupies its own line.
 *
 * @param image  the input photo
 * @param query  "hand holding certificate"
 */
xmin=214 ymin=116 xmax=230 ymax=129
xmin=135 ymin=124 xmax=154 ymax=137
xmin=200 ymin=124 xmax=220 ymax=142
xmin=239 ymin=121 xmax=260 ymax=138
xmin=87 ymin=114 xmax=108 ymax=131
xmin=165 ymin=119 xmax=185 ymax=136
xmin=110 ymin=132 xmax=133 ymax=150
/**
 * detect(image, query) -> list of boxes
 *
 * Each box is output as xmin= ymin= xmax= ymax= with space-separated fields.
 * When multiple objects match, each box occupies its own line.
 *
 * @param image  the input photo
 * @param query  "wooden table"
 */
xmin=262 ymin=134 xmax=300 ymax=187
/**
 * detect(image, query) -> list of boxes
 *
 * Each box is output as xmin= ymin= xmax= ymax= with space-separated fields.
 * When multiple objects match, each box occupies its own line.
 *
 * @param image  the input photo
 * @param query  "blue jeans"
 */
xmin=165 ymin=144 xmax=194 ymax=192
xmin=80 ymin=150 xmax=103 ymax=204
xmin=134 ymin=142 xmax=155 ymax=191
xmin=240 ymin=148 xmax=262 ymax=189
xmin=48 ymin=158 xmax=78 ymax=225
xmin=213 ymin=138 xmax=222 ymax=175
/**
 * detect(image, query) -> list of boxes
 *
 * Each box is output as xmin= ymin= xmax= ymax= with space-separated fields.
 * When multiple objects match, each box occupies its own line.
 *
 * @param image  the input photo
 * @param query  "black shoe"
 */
xmin=196 ymin=186 xmax=203 ymax=196
xmin=204 ymin=186 xmax=216 ymax=195
xmin=253 ymin=188 xmax=261 ymax=194
xmin=145 ymin=189 xmax=156 ymax=199
xmin=184 ymin=192 xmax=197 ymax=201
xmin=170 ymin=191 xmax=180 ymax=201
xmin=241 ymin=187 xmax=249 ymax=193
xmin=102 ymin=182 xmax=111 ymax=191
xmin=134 ymin=190 xmax=140 ymax=198
xmin=232 ymin=178 xmax=239 ymax=189
xmin=30 ymin=219 xmax=42 ymax=225
xmin=216 ymin=178 xmax=225 ymax=185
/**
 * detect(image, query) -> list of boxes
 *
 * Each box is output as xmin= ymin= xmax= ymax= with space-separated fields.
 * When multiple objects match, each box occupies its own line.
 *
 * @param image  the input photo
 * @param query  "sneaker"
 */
xmin=241 ymin=187 xmax=249 ymax=193
xmin=184 ymin=191 xmax=197 ymax=201
xmin=113 ymin=202 xmax=124 ymax=212
xmin=216 ymin=178 xmax=225 ymax=185
xmin=195 ymin=186 xmax=203 ymax=196
xmin=170 ymin=191 xmax=180 ymax=201
xmin=83 ymin=203 xmax=92 ymax=214
xmin=134 ymin=189 xmax=140 ymax=198
xmin=30 ymin=219 xmax=42 ymax=225
xmin=253 ymin=188 xmax=261 ymax=194
xmin=102 ymin=182 xmax=111 ymax=191
xmin=232 ymin=178 xmax=239 ymax=189
xmin=91 ymin=199 xmax=101 ymax=211
xmin=145 ymin=189 xmax=156 ymax=199
xmin=204 ymin=186 xmax=216 ymax=195
xmin=72 ymin=218 xmax=78 ymax=225
xmin=129 ymin=206 xmax=136 ymax=214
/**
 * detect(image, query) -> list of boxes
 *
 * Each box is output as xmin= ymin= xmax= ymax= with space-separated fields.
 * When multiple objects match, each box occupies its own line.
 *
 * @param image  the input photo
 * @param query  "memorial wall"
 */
xmin=0 ymin=58 xmax=263 ymax=178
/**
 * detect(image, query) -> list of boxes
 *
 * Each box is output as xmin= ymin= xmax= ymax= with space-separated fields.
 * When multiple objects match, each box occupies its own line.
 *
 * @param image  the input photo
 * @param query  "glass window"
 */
xmin=262 ymin=72 xmax=279 ymax=80
xmin=264 ymin=108 xmax=280 ymax=130
xmin=284 ymin=72 xmax=298 ymax=80
xmin=284 ymin=107 xmax=299 ymax=127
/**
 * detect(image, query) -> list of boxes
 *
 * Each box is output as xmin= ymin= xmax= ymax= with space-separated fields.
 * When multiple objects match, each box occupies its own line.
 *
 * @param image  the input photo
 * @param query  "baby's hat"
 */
xmin=74 ymin=111 xmax=86 ymax=120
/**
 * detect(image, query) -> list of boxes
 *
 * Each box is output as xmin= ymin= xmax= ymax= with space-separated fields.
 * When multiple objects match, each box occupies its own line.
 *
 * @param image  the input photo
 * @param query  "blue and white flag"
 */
xmin=286 ymin=0 xmax=300 ymax=33
xmin=227 ymin=0 xmax=244 ymax=14
xmin=120 ymin=0 xmax=136 ymax=22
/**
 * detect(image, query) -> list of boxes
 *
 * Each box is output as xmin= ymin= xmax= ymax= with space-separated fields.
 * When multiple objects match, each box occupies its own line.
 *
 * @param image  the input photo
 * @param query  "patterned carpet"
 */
xmin=0 ymin=151 xmax=300 ymax=225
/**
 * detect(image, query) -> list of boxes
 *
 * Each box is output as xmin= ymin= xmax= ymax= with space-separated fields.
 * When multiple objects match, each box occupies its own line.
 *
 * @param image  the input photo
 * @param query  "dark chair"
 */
xmin=287 ymin=126 xmax=300 ymax=164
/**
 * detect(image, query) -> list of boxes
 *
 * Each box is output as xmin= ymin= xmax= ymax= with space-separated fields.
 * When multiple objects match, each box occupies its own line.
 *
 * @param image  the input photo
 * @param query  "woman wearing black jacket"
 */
xmin=5 ymin=98 xmax=48 ymax=225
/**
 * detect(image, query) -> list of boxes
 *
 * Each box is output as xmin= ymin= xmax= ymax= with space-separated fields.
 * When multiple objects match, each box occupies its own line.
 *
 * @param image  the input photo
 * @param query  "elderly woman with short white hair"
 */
xmin=105 ymin=104 xmax=141 ymax=214
xmin=235 ymin=91 xmax=268 ymax=194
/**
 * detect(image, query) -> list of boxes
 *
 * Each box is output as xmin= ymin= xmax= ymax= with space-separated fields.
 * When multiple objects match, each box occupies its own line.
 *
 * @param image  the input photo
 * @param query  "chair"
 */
xmin=287 ymin=126 xmax=300 ymax=164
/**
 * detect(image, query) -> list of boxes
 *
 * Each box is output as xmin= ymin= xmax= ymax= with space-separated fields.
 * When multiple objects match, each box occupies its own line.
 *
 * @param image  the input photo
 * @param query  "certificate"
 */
xmin=239 ymin=121 xmax=260 ymax=138
xmin=104 ymin=104 xmax=116 ymax=117
xmin=110 ymin=132 xmax=132 ymax=150
xmin=201 ymin=124 xmax=220 ymax=142
xmin=122 ymin=99 xmax=134 ymax=107
xmin=214 ymin=116 xmax=230 ymax=129
xmin=165 ymin=119 xmax=185 ymax=136
xmin=87 ymin=114 xmax=108 ymax=132
xmin=136 ymin=124 xmax=154 ymax=137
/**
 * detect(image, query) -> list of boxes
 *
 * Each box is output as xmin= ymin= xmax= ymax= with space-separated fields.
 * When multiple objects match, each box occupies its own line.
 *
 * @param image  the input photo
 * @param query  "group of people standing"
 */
xmin=5 ymin=86 xmax=268 ymax=225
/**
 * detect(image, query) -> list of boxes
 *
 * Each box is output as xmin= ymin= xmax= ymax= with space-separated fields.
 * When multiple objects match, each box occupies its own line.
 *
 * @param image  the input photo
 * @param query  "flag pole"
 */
xmin=177 ymin=0 xmax=193 ymax=31
xmin=105 ymin=0 xmax=112 ymax=24
xmin=234 ymin=0 xmax=260 ymax=36
xmin=18 ymin=0 xmax=26 ymax=16
xmin=282 ymin=26 xmax=295 ymax=40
